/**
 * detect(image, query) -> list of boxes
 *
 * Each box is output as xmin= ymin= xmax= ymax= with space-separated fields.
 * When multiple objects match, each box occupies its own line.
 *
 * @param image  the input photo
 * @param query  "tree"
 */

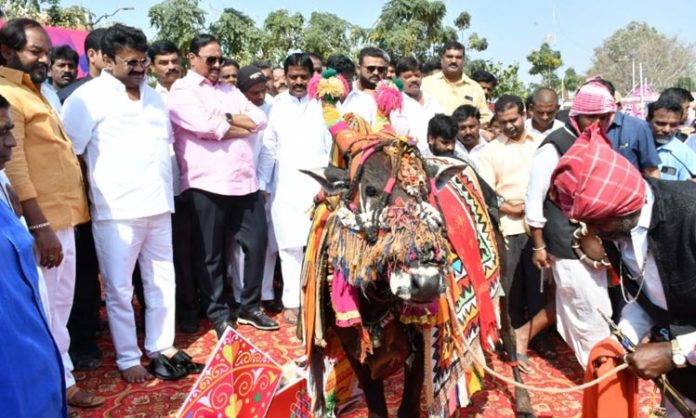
xmin=149 ymin=0 xmax=206 ymax=56
xmin=302 ymin=12 xmax=365 ymax=59
xmin=467 ymin=59 xmax=527 ymax=98
xmin=527 ymin=42 xmax=562 ymax=88
xmin=261 ymin=10 xmax=304 ymax=64
xmin=453 ymin=11 xmax=487 ymax=53
xmin=587 ymin=21 xmax=696 ymax=94
xmin=370 ymin=0 xmax=459 ymax=61
xmin=1 ymin=0 xmax=89 ymax=29
xmin=563 ymin=67 xmax=580 ymax=93
xmin=209 ymin=7 xmax=264 ymax=63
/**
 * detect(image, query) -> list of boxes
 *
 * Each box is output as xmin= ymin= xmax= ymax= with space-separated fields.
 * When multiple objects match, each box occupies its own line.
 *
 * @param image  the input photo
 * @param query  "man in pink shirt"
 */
xmin=168 ymin=34 xmax=278 ymax=335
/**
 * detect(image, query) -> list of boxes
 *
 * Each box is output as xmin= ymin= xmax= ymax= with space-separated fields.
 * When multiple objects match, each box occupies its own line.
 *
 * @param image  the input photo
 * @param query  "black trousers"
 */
xmin=67 ymin=221 xmax=102 ymax=357
xmin=186 ymin=188 xmax=267 ymax=325
xmin=505 ymin=234 xmax=545 ymax=329
xmin=172 ymin=195 xmax=198 ymax=321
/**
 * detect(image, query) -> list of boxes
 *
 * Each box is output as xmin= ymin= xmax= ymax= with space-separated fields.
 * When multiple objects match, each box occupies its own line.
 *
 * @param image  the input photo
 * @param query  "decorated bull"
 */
xmin=299 ymin=72 xmax=504 ymax=418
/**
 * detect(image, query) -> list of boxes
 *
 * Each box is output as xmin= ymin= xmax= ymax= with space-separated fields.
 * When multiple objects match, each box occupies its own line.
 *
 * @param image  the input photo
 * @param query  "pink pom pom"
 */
xmin=307 ymin=73 xmax=322 ymax=100
xmin=337 ymin=74 xmax=350 ymax=100
xmin=375 ymin=81 xmax=403 ymax=117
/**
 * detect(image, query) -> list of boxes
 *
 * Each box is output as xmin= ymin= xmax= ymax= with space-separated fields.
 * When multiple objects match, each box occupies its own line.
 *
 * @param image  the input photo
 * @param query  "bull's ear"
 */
xmin=423 ymin=157 xmax=469 ymax=191
xmin=299 ymin=166 xmax=350 ymax=194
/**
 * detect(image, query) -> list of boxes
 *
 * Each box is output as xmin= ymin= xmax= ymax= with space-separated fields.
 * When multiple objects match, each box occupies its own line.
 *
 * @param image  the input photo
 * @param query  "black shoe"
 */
xmin=530 ymin=335 xmax=558 ymax=361
xmin=261 ymin=299 xmax=284 ymax=314
xmin=169 ymin=350 xmax=205 ymax=374
xmin=179 ymin=317 xmax=199 ymax=334
xmin=214 ymin=319 xmax=237 ymax=339
xmin=147 ymin=354 xmax=188 ymax=380
xmin=238 ymin=309 xmax=280 ymax=331
xmin=71 ymin=352 xmax=103 ymax=371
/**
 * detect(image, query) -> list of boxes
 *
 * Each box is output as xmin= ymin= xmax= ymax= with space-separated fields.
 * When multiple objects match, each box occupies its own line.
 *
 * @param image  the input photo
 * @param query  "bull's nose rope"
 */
xmin=459 ymin=335 xmax=628 ymax=393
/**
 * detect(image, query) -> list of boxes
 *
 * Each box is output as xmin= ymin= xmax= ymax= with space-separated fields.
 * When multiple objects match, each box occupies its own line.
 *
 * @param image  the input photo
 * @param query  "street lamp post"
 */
xmin=88 ymin=6 xmax=134 ymax=30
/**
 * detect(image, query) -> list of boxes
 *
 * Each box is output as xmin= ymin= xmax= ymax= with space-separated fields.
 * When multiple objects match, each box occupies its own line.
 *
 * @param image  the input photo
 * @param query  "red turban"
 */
xmin=569 ymin=78 xmax=617 ymax=117
xmin=549 ymin=122 xmax=646 ymax=220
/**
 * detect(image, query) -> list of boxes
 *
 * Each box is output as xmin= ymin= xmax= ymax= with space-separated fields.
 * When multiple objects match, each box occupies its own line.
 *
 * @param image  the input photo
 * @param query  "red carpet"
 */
xmin=73 ymin=315 xmax=658 ymax=418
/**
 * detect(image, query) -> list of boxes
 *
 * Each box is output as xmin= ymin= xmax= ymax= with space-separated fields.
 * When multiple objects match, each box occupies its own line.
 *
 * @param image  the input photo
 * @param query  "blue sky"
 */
xmin=61 ymin=1 xmax=696 ymax=85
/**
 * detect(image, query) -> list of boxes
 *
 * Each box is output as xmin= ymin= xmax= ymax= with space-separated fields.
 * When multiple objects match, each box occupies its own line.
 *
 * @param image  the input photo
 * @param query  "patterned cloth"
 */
xmin=549 ymin=123 xmax=646 ymax=220
xmin=569 ymin=78 xmax=617 ymax=117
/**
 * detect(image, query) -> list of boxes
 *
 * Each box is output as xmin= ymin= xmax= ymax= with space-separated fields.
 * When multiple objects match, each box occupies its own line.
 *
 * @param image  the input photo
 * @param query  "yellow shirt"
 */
xmin=420 ymin=71 xmax=492 ymax=123
xmin=0 ymin=67 xmax=88 ymax=229
xmin=477 ymin=131 xmax=542 ymax=236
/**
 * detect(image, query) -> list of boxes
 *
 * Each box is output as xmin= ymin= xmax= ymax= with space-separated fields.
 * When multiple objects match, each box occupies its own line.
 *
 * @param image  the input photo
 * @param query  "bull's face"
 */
xmin=303 ymin=146 xmax=465 ymax=305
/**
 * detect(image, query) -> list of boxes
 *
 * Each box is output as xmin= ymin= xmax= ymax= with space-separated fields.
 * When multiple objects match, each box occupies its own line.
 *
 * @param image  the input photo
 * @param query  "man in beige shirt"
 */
xmin=476 ymin=94 xmax=546 ymax=370
xmin=0 ymin=18 xmax=99 ymax=409
xmin=421 ymin=40 xmax=492 ymax=123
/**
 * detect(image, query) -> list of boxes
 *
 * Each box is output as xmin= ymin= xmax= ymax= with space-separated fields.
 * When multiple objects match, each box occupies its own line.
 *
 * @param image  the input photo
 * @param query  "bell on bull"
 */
xmin=299 ymin=69 xmax=504 ymax=418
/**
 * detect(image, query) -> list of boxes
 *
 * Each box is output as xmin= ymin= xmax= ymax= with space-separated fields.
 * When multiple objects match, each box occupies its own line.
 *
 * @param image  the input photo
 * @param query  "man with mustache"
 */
xmin=421 ymin=41 xmax=492 ymax=123
xmin=168 ymin=34 xmax=276 ymax=335
xmin=390 ymin=56 xmax=443 ymax=154
xmin=477 ymin=95 xmax=543 ymax=373
xmin=259 ymin=53 xmax=332 ymax=325
xmin=547 ymin=126 xmax=696 ymax=417
xmin=220 ymin=58 xmax=239 ymax=86
xmin=426 ymin=114 xmax=458 ymax=157
xmin=451 ymin=104 xmax=488 ymax=168
xmin=0 ymin=18 xmax=99 ymax=409
xmin=646 ymin=98 xmax=696 ymax=181
xmin=272 ymin=66 xmax=288 ymax=95
xmin=48 ymin=45 xmax=78 ymax=92
xmin=147 ymin=39 xmax=200 ymax=333
xmin=63 ymin=24 xmax=203 ymax=384
xmin=341 ymin=46 xmax=389 ymax=125
xmin=57 ymin=28 xmax=106 ymax=103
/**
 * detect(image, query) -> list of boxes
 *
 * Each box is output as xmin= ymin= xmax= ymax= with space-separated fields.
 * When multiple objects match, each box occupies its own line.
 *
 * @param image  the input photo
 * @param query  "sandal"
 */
xmin=66 ymin=385 xmax=105 ymax=408
xmin=509 ymin=353 xmax=534 ymax=375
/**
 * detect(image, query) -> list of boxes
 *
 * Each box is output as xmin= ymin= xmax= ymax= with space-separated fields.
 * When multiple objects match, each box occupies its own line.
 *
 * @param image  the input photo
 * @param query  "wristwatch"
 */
xmin=225 ymin=112 xmax=233 ymax=124
xmin=671 ymin=338 xmax=687 ymax=368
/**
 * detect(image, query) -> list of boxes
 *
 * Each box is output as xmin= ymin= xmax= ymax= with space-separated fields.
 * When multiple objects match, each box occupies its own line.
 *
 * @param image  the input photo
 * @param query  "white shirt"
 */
xmin=260 ymin=92 xmax=332 ymax=249
xmin=615 ymin=184 xmax=696 ymax=365
xmin=525 ymin=141 xmax=563 ymax=228
xmin=154 ymin=81 xmax=182 ymax=196
xmin=254 ymin=100 xmax=274 ymax=191
xmin=62 ymin=71 xmax=174 ymax=221
xmin=391 ymin=91 xmax=443 ymax=154
xmin=453 ymin=134 xmax=488 ymax=170
xmin=341 ymin=83 xmax=377 ymax=125
xmin=524 ymin=118 xmax=564 ymax=138
xmin=0 ymin=170 xmax=12 ymax=209
xmin=41 ymin=82 xmax=62 ymax=114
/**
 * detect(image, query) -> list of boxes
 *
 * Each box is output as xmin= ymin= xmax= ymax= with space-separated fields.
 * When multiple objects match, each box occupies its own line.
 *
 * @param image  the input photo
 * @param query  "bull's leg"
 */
xmin=343 ymin=353 xmax=388 ymax=418
xmin=398 ymin=330 xmax=425 ymax=418
xmin=500 ymin=295 xmax=535 ymax=418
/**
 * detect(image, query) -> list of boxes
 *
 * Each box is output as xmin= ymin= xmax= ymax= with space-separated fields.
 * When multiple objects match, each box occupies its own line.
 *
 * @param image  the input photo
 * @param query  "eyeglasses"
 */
xmin=197 ymin=54 xmax=224 ymax=66
xmin=365 ymin=65 xmax=387 ymax=74
xmin=115 ymin=56 xmax=151 ymax=70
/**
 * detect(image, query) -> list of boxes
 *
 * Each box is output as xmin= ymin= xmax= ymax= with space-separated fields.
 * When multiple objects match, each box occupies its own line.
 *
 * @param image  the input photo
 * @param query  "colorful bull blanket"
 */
xmin=300 ymin=162 xmax=501 ymax=414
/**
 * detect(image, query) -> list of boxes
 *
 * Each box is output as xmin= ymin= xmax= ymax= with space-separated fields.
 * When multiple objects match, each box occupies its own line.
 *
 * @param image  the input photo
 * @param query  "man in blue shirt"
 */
xmin=647 ymin=98 xmax=696 ymax=181
xmin=0 ymin=92 xmax=67 ymax=417
xmin=593 ymin=79 xmax=661 ymax=177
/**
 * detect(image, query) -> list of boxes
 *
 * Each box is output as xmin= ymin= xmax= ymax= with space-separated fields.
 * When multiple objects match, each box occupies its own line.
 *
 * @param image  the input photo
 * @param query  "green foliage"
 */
xmin=676 ymin=76 xmax=695 ymax=92
xmin=563 ymin=67 xmax=580 ymax=93
xmin=149 ymin=0 xmax=206 ymax=56
xmin=1 ymin=0 xmax=89 ymax=29
xmin=261 ymin=10 xmax=304 ymax=64
xmin=302 ymin=12 xmax=365 ymax=59
xmin=527 ymin=42 xmax=562 ymax=87
xmin=209 ymin=8 xmax=265 ymax=63
xmin=587 ymin=21 xmax=696 ymax=94
xmin=467 ymin=59 xmax=527 ymax=98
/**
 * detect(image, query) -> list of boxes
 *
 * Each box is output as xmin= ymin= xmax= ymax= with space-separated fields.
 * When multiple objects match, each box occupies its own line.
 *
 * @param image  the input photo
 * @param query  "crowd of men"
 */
xmin=1 ymin=16 xmax=694 ymax=418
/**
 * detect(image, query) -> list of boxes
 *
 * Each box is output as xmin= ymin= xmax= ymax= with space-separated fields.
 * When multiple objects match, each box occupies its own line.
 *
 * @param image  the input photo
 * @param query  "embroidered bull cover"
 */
xmin=178 ymin=328 xmax=282 ymax=418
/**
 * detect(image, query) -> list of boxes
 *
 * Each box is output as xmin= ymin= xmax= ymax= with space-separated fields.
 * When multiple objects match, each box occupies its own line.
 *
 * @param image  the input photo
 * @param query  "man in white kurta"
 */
xmin=62 ymin=25 xmax=197 ymax=383
xmin=259 ymin=53 xmax=332 ymax=323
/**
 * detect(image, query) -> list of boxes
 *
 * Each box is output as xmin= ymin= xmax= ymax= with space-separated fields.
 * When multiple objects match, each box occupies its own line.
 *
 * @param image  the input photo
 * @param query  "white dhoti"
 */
xmin=550 ymin=255 xmax=612 ymax=368
xmin=278 ymin=247 xmax=304 ymax=309
xmin=40 ymin=227 xmax=77 ymax=387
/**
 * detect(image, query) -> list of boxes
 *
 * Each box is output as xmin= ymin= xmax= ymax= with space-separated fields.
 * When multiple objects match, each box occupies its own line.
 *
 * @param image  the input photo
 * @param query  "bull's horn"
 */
xmin=300 ymin=166 xmax=350 ymax=195
xmin=424 ymin=157 xmax=470 ymax=191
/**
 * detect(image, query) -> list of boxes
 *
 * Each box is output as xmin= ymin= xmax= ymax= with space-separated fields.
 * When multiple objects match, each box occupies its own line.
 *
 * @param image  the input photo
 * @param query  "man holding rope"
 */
xmin=549 ymin=121 xmax=696 ymax=417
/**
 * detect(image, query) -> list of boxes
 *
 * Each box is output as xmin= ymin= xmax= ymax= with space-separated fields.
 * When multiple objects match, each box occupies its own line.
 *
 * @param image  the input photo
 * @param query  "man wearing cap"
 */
xmin=522 ymin=79 xmax=618 ymax=368
xmin=227 ymin=65 xmax=282 ymax=315
xmin=549 ymin=122 xmax=696 ymax=416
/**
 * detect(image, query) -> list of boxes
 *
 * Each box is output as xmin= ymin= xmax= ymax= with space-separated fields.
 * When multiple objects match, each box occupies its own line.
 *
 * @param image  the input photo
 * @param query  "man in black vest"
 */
xmin=549 ymin=123 xmax=696 ymax=414
xmin=520 ymin=80 xmax=618 ymax=368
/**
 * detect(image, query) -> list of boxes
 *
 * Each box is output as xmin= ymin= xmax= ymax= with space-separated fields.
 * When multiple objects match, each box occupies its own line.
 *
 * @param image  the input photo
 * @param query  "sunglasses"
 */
xmin=197 ymin=54 xmax=224 ymax=66
xmin=365 ymin=65 xmax=387 ymax=74
xmin=115 ymin=56 xmax=150 ymax=70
